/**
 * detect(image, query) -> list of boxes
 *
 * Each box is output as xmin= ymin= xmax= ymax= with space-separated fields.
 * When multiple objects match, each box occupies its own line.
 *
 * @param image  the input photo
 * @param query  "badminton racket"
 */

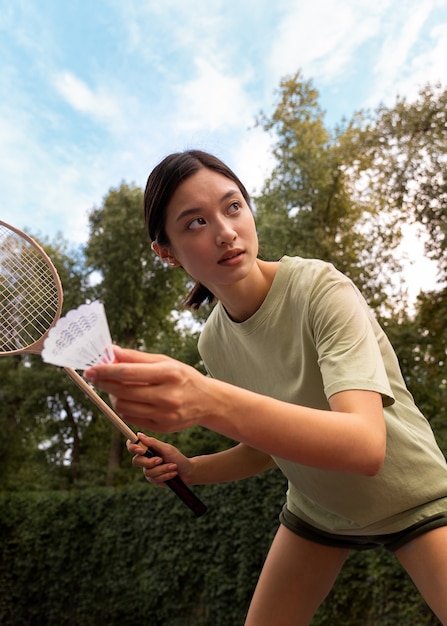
xmin=0 ymin=220 xmax=206 ymax=517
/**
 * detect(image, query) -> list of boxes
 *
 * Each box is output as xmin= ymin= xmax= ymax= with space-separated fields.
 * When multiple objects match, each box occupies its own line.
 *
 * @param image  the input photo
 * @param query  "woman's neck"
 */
xmin=216 ymin=259 xmax=281 ymax=323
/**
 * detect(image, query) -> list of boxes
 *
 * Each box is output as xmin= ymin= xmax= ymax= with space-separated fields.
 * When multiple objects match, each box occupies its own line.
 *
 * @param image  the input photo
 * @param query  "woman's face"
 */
xmin=157 ymin=168 xmax=259 ymax=296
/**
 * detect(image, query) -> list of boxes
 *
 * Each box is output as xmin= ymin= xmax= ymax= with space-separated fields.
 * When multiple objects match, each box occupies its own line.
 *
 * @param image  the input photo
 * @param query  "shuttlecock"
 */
xmin=42 ymin=301 xmax=115 ymax=370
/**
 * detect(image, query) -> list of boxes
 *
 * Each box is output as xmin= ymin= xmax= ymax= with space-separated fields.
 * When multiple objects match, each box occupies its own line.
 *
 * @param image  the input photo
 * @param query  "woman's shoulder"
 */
xmin=280 ymin=255 xmax=338 ymax=274
xmin=279 ymin=256 xmax=347 ymax=289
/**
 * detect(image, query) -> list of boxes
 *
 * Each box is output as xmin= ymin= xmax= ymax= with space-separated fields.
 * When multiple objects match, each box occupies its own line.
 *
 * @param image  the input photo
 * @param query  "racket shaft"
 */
xmin=63 ymin=367 xmax=136 ymax=440
xmin=63 ymin=368 xmax=207 ymax=516
xmin=142 ymin=447 xmax=207 ymax=517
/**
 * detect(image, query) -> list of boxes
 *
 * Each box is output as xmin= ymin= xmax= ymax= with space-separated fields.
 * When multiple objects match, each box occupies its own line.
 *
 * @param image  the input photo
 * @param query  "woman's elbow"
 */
xmin=362 ymin=437 xmax=386 ymax=477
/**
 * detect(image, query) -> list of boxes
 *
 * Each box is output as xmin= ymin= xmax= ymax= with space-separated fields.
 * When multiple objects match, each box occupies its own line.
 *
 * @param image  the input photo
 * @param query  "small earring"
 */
xmin=166 ymin=257 xmax=176 ymax=267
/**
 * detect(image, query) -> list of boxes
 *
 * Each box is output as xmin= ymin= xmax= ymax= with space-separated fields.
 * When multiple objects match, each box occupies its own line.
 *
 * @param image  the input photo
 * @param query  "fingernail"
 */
xmin=84 ymin=369 xmax=96 ymax=382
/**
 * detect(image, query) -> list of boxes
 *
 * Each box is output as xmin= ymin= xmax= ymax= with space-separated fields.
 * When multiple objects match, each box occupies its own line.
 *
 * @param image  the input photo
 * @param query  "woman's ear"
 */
xmin=151 ymin=242 xmax=180 ymax=267
xmin=151 ymin=241 xmax=162 ymax=256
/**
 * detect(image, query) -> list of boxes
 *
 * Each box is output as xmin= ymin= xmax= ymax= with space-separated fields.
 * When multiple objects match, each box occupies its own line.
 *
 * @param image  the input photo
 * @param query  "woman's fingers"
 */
xmin=134 ymin=455 xmax=178 ymax=486
xmin=128 ymin=446 xmax=178 ymax=487
xmin=85 ymin=350 xmax=178 ymax=385
xmin=143 ymin=464 xmax=179 ymax=486
xmin=126 ymin=433 xmax=189 ymax=486
xmin=112 ymin=346 xmax=171 ymax=364
xmin=85 ymin=351 xmax=209 ymax=433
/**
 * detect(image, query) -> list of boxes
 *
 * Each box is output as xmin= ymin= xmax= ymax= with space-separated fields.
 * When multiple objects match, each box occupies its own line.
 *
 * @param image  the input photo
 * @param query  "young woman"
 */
xmin=85 ymin=150 xmax=447 ymax=625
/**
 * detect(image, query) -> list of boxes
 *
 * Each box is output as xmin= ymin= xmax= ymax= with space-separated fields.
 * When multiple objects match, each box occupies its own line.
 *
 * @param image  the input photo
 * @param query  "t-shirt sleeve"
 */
xmin=307 ymin=264 xmax=395 ymax=407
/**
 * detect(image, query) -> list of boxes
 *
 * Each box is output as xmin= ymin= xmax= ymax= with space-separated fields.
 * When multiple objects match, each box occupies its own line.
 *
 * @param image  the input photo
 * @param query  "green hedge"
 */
xmin=0 ymin=473 xmax=440 ymax=625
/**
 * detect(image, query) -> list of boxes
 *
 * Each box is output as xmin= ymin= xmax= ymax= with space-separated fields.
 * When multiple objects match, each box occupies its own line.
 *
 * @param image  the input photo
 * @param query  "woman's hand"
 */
xmin=127 ymin=432 xmax=194 ymax=486
xmin=84 ymin=346 xmax=211 ymax=433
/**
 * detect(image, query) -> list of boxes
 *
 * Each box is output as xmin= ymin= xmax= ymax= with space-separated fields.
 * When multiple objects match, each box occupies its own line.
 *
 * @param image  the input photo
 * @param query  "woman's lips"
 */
xmin=218 ymin=250 xmax=244 ymax=264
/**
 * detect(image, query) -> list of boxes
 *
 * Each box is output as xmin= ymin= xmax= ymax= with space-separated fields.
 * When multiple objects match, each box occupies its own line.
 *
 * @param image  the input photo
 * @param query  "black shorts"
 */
xmin=279 ymin=504 xmax=447 ymax=552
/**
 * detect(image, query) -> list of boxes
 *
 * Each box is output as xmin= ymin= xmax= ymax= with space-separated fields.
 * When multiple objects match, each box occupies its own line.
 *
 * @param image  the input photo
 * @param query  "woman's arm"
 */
xmin=206 ymin=383 xmax=386 ymax=476
xmin=85 ymin=347 xmax=386 ymax=477
xmin=129 ymin=433 xmax=276 ymax=486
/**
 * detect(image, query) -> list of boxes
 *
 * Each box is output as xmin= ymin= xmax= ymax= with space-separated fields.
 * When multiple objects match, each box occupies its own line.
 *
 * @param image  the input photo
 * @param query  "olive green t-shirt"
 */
xmin=198 ymin=256 xmax=447 ymax=534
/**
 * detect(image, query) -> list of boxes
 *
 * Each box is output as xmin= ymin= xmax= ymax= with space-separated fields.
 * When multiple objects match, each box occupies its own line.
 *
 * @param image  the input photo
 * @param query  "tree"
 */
xmin=413 ymin=288 xmax=447 ymax=451
xmin=355 ymin=83 xmax=447 ymax=278
xmin=254 ymin=71 xmax=404 ymax=311
xmin=84 ymin=183 xmax=189 ymax=348
xmin=346 ymin=83 xmax=447 ymax=454
xmin=381 ymin=288 xmax=447 ymax=456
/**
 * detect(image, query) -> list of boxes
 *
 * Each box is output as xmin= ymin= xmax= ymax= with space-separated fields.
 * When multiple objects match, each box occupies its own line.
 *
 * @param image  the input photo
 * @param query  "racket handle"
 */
xmin=142 ymin=447 xmax=207 ymax=517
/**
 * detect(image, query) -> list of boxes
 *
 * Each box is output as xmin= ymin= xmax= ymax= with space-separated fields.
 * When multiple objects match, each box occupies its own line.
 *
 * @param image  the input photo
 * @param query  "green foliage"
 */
xmin=40 ymin=232 xmax=88 ymax=314
xmin=0 ymin=475 xmax=440 ymax=625
xmin=383 ymin=288 xmax=447 ymax=454
xmin=415 ymin=288 xmax=447 ymax=450
xmin=255 ymin=71 xmax=404 ymax=310
xmin=255 ymin=75 xmax=447 ymax=316
xmin=315 ymin=549 xmax=440 ymax=625
xmin=356 ymin=83 xmax=447 ymax=277
xmin=85 ymin=182 xmax=187 ymax=349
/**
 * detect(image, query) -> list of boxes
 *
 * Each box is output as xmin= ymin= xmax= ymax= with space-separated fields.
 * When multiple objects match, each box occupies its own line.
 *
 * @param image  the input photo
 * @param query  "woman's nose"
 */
xmin=216 ymin=222 xmax=237 ymax=245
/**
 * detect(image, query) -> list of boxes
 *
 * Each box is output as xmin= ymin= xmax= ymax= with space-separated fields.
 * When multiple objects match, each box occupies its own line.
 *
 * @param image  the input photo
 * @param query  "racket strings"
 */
xmin=0 ymin=225 xmax=60 ymax=352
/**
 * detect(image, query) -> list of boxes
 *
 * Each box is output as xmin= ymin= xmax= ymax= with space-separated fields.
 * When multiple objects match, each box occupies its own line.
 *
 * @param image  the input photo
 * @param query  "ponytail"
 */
xmin=183 ymin=281 xmax=216 ymax=310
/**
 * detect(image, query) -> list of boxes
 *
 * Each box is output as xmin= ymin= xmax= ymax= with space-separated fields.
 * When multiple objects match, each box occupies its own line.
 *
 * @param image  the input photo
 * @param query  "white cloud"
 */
xmin=370 ymin=0 xmax=437 ymax=101
xmin=0 ymin=115 xmax=99 ymax=243
xmin=0 ymin=88 xmax=119 ymax=244
xmin=385 ymin=19 xmax=447 ymax=103
xmin=269 ymin=0 xmax=391 ymax=83
xmin=172 ymin=58 xmax=254 ymax=132
xmin=108 ymin=0 xmax=228 ymax=69
xmin=53 ymin=71 xmax=126 ymax=131
xmin=231 ymin=128 xmax=275 ymax=196
xmin=396 ymin=223 xmax=441 ymax=304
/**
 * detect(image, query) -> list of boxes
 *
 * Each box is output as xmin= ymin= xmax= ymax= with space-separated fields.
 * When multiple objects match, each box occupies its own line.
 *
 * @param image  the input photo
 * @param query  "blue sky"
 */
xmin=1 ymin=0 xmax=446 ymax=295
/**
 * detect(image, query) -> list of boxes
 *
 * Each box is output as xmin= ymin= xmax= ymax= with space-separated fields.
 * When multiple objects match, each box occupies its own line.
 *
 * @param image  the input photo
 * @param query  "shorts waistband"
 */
xmin=279 ymin=504 xmax=447 ymax=552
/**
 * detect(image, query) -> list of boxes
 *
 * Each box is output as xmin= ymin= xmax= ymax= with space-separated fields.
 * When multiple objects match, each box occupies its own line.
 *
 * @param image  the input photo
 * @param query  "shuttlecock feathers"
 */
xmin=42 ymin=301 xmax=115 ymax=369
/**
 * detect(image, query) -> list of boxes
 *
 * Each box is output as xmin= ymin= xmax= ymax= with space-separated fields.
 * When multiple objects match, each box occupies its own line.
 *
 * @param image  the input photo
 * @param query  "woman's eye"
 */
xmin=187 ymin=217 xmax=206 ymax=230
xmin=228 ymin=201 xmax=241 ymax=213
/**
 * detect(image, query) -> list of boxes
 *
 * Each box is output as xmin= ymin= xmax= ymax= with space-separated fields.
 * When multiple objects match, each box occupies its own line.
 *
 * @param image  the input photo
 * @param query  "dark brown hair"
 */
xmin=144 ymin=150 xmax=252 ymax=309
